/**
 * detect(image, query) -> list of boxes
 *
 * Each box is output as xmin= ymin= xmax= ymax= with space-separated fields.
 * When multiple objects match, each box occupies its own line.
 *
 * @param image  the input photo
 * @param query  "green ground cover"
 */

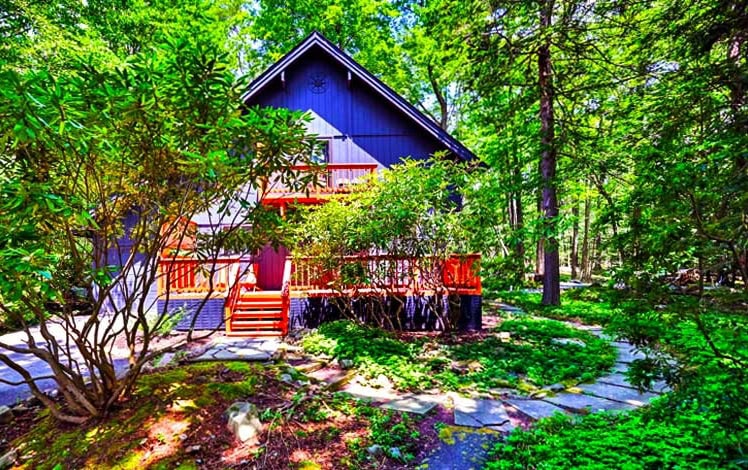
xmin=301 ymin=317 xmax=616 ymax=393
xmin=487 ymin=287 xmax=748 ymax=469
xmin=8 ymin=362 xmax=424 ymax=469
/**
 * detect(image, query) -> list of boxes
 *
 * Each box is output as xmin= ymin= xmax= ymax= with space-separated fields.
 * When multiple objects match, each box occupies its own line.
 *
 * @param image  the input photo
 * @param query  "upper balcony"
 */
xmin=260 ymin=163 xmax=378 ymax=207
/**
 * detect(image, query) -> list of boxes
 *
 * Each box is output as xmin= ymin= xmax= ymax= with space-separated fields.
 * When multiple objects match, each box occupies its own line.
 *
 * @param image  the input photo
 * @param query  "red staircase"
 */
xmin=225 ymin=261 xmax=291 ymax=337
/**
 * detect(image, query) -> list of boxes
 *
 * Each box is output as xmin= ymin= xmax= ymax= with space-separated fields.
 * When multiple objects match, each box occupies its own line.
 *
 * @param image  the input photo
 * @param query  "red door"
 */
xmin=256 ymin=244 xmax=289 ymax=291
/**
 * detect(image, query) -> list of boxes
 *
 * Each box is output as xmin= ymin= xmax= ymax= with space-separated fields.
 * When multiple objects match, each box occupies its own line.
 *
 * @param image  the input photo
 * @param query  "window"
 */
xmin=311 ymin=139 xmax=331 ymax=164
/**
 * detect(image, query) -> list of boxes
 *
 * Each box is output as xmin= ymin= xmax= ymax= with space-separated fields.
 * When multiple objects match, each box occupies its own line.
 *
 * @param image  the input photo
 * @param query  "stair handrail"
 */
xmin=280 ymin=257 xmax=293 ymax=335
xmin=225 ymin=264 xmax=243 ymax=331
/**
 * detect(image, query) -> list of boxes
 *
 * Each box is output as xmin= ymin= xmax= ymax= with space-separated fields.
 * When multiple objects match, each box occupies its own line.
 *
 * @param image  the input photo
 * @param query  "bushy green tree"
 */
xmin=288 ymin=158 xmax=478 ymax=330
xmin=0 ymin=32 xmax=313 ymax=422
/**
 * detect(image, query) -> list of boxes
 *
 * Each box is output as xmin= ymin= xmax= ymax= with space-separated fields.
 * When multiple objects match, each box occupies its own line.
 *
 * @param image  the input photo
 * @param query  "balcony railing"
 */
xmin=261 ymin=163 xmax=378 ymax=204
xmin=290 ymin=254 xmax=481 ymax=295
xmin=157 ymin=257 xmax=241 ymax=296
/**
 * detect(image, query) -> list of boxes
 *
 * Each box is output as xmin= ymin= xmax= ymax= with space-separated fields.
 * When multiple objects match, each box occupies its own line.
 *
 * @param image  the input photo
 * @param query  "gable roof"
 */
xmin=243 ymin=31 xmax=475 ymax=161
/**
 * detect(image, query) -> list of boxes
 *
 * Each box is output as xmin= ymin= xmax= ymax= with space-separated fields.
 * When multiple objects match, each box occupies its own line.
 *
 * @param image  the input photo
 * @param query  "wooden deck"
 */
xmin=157 ymin=253 xmax=481 ymax=337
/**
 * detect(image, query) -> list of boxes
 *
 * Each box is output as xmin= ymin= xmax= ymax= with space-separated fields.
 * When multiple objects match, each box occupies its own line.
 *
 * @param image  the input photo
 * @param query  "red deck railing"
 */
xmin=157 ymin=257 xmax=241 ymax=296
xmin=290 ymin=254 xmax=481 ymax=295
xmin=280 ymin=258 xmax=292 ymax=334
xmin=261 ymin=163 xmax=378 ymax=204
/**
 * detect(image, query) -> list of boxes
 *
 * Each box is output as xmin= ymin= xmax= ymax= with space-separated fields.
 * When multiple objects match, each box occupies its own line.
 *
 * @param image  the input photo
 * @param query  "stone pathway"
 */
xmin=292 ymin=301 xmax=672 ymax=469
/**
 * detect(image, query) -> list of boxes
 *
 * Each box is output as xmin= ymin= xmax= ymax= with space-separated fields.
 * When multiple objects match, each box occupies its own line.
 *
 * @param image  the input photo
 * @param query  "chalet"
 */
xmin=153 ymin=32 xmax=482 ymax=336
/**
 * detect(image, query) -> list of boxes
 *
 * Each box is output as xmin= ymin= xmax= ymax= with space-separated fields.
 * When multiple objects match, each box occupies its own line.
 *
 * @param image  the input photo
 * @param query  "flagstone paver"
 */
xmin=612 ymin=341 xmax=648 ymax=363
xmin=577 ymin=382 xmax=660 ymax=406
xmin=597 ymin=372 xmax=635 ymax=388
xmin=453 ymin=397 xmax=510 ymax=427
xmin=503 ymin=398 xmax=568 ymax=420
xmin=416 ymin=299 xmax=674 ymax=469
xmin=380 ymin=394 xmax=442 ymax=415
xmin=543 ymin=392 xmax=636 ymax=413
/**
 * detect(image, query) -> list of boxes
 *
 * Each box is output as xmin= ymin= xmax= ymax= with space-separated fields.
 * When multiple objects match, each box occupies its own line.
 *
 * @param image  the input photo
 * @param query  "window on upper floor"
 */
xmin=311 ymin=138 xmax=331 ymax=164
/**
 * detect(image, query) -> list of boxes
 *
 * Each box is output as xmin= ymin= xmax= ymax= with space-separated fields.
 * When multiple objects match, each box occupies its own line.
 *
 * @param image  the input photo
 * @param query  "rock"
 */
xmin=548 ymin=383 xmax=566 ymax=392
xmin=0 ymin=406 xmax=13 ymax=424
xmin=338 ymin=358 xmax=354 ymax=369
xmin=225 ymin=402 xmax=263 ymax=443
xmin=551 ymin=338 xmax=586 ymax=348
xmin=278 ymin=342 xmax=302 ymax=353
xmin=187 ymin=445 xmax=201 ymax=454
xmin=373 ymin=374 xmax=391 ymax=389
xmin=389 ymin=447 xmax=402 ymax=460
xmin=367 ymin=444 xmax=383 ymax=457
xmin=0 ymin=449 xmax=17 ymax=470
xmin=576 ymin=383 xmax=659 ymax=407
xmin=497 ymin=331 xmax=512 ymax=342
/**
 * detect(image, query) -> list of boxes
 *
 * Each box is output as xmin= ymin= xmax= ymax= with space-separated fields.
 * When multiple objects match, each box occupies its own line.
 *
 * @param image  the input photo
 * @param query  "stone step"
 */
xmin=452 ymin=396 xmax=510 ymax=428
xmin=503 ymin=398 xmax=567 ymax=421
xmin=380 ymin=394 xmax=443 ymax=415
xmin=575 ymin=382 xmax=659 ymax=407
xmin=543 ymin=392 xmax=636 ymax=413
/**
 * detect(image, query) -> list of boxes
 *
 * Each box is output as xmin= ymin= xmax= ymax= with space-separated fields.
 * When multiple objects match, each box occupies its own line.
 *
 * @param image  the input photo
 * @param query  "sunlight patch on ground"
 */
xmin=141 ymin=415 xmax=192 ymax=465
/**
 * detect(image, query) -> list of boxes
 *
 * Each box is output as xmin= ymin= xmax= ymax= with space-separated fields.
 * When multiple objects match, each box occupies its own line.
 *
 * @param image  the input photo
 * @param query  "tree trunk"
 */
xmin=591 ymin=175 xmax=624 ymax=264
xmin=427 ymin=64 xmax=449 ymax=130
xmin=728 ymin=31 xmax=747 ymax=172
xmin=581 ymin=193 xmax=592 ymax=281
xmin=571 ymin=201 xmax=579 ymax=280
xmin=535 ymin=194 xmax=545 ymax=277
xmin=538 ymin=0 xmax=560 ymax=306
xmin=593 ymin=232 xmax=603 ymax=273
xmin=508 ymin=151 xmax=525 ymax=282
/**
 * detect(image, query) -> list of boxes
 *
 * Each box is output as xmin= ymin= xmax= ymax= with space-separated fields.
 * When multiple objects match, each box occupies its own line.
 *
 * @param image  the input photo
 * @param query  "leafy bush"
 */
xmin=488 ymin=398 xmax=744 ymax=469
xmin=487 ymin=288 xmax=748 ymax=469
xmin=302 ymin=321 xmax=435 ymax=390
xmin=357 ymin=407 xmax=420 ymax=462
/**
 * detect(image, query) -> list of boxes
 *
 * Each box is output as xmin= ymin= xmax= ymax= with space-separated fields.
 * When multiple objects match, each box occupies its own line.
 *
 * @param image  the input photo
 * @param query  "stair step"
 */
xmin=226 ymin=330 xmax=284 ymax=337
xmin=233 ymin=308 xmax=283 ymax=314
xmin=230 ymin=320 xmax=285 ymax=329
xmin=232 ymin=312 xmax=284 ymax=320
xmin=235 ymin=301 xmax=283 ymax=309
xmin=238 ymin=292 xmax=283 ymax=300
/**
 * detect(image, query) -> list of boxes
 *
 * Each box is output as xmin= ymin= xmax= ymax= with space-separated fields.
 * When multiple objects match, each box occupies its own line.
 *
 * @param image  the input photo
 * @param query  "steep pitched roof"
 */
xmin=243 ymin=31 xmax=475 ymax=161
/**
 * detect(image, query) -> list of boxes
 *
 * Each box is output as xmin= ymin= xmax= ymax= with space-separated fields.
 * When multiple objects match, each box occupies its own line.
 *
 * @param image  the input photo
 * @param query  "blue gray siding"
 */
xmin=249 ymin=48 xmax=443 ymax=168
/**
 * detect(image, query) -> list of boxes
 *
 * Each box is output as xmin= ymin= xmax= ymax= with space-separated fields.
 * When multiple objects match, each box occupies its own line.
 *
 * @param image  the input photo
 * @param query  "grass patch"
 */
xmin=301 ymin=318 xmax=615 ymax=392
xmin=10 ymin=361 xmax=427 ymax=469
xmin=494 ymin=287 xmax=623 ymax=326
xmin=11 ymin=363 xmax=264 ymax=470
